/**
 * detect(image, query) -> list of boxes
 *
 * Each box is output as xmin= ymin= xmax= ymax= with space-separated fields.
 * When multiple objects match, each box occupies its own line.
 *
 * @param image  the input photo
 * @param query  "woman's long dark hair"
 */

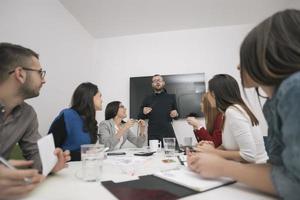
xmin=240 ymin=9 xmax=300 ymax=89
xmin=208 ymin=74 xmax=259 ymax=126
xmin=71 ymin=82 xmax=99 ymax=143
xmin=105 ymin=101 xmax=121 ymax=120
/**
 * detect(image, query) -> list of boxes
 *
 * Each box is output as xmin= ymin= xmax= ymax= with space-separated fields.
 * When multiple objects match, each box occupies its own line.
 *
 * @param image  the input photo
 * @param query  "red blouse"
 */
xmin=193 ymin=113 xmax=223 ymax=147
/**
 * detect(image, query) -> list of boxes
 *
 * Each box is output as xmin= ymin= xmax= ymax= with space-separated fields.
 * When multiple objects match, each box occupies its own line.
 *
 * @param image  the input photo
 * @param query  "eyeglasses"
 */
xmin=152 ymin=79 xmax=163 ymax=83
xmin=9 ymin=67 xmax=46 ymax=79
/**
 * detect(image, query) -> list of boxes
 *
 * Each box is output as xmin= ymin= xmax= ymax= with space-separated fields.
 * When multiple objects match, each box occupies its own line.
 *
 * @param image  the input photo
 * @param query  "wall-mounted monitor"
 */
xmin=130 ymin=73 xmax=205 ymax=119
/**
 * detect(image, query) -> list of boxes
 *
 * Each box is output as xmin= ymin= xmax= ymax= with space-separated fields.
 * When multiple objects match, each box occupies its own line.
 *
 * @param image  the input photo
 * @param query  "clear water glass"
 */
xmin=80 ymin=144 xmax=105 ymax=182
xmin=163 ymin=138 xmax=176 ymax=157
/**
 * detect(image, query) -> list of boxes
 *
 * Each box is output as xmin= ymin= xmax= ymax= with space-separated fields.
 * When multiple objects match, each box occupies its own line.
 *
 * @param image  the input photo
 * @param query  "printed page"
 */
xmin=154 ymin=167 xmax=234 ymax=192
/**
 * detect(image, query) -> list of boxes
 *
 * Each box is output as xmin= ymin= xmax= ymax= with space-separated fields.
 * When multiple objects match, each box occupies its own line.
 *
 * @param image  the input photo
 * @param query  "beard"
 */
xmin=153 ymin=85 xmax=164 ymax=93
xmin=19 ymin=78 xmax=40 ymax=99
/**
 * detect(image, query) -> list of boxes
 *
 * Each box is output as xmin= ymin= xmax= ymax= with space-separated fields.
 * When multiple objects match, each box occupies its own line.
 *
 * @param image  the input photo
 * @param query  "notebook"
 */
xmin=154 ymin=167 xmax=235 ymax=192
xmin=102 ymin=174 xmax=198 ymax=200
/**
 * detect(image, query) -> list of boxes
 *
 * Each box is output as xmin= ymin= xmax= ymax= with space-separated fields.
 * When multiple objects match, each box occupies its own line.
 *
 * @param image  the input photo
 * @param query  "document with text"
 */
xmin=154 ymin=167 xmax=235 ymax=192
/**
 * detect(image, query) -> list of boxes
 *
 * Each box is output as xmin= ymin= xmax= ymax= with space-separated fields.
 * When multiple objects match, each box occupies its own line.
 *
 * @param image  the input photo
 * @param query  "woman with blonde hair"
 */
xmin=187 ymin=92 xmax=223 ymax=147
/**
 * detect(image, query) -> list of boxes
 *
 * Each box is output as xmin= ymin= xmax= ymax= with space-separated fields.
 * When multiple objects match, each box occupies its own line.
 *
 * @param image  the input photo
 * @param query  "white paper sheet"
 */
xmin=154 ymin=167 xmax=235 ymax=192
xmin=37 ymin=134 xmax=58 ymax=176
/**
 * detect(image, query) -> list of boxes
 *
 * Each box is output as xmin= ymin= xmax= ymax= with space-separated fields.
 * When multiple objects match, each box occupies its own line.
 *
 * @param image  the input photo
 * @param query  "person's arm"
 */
xmin=48 ymin=113 xmax=80 ymax=161
xmin=98 ymin=121 xmax=121 ymax=150
xmin=195 ymin=143 xmax=244 ymax=162
xmin=126 ymin=127 xmax=146 ymax=148
xmin=187 ymin=152 xmax=277 ymax=195
xmin=137 ymin=120 xmax=146 ymax=136
xmin=170 ymin=94 xmax=178 ymax=118
xmin=212 ymin=149 xmax=245 ymax=162
xmin=137 ymin=97 xmax=150 ymax=120
xmin=225 ymin=108 xmax=257 ymax=163
xmin=269 ymin=84 xmax=300 ymax=199
xmin=223 ymin=162 xmax=276 ymax=194
xmin=18 ymin=110 xmax=42 ymax=171
xmin=48 ymin=113 xmax=67 ymax=148
xmin=18 ymin=108 xmax=69 ymax=173
xmin=194 ymin=128 xmax=222 ymax=147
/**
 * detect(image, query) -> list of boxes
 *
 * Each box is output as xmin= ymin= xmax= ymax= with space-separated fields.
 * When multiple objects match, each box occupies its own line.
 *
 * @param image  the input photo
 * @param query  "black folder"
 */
xmin=101 ymin=175 xmax=198 ymax=200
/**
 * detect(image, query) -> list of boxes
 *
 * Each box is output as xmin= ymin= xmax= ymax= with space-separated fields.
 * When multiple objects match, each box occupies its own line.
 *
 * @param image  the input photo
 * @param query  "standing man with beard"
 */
xmin=138 ymin=74 xmax=178 ymax=144
xmin=0 ymin=43 xmax=70 ymax=200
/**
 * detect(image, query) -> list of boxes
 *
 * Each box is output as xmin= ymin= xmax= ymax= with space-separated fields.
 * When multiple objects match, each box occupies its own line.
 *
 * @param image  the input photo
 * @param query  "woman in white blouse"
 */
xmin=195 ymin=74 xmax=268 ymax=163
xmin=98 ymin=101 xmax=146 ymax=151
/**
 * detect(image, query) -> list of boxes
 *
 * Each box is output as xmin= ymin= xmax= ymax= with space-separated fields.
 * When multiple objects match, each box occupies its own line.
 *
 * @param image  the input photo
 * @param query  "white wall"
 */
xmin=0 ymin=0 xmax=270 ymax=141
xmin=94 ymin=24 xmax=268 ymax=146
xmin=0 ymin=0 xmax=96 ymax=134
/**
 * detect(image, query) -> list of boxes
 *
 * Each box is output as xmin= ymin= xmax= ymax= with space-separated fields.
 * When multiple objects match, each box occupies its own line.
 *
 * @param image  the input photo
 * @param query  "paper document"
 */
xmin=37 ymin=134 xmax=57 ymax=176
xmin=154 ymin=167 xmax=234 ymax=192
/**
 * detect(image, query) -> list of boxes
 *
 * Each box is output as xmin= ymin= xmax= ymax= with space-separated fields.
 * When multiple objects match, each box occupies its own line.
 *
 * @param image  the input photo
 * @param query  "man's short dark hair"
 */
xmin=152 ymin=74 xmax=164 ymax=80
xmin=0 ymin=43 xmax=39 ymax=82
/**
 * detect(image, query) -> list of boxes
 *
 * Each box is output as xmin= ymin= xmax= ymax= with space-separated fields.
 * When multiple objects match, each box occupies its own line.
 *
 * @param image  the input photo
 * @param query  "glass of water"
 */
xmin=80 ymin=144 xmax=105 ymax=182
xmin=163 ymin=138 xmax=176 ymax=157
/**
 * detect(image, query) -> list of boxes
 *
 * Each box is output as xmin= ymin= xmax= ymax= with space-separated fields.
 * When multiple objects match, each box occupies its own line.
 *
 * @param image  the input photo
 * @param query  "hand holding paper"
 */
xmin=38 ymin=134 xmax=71 ymax=176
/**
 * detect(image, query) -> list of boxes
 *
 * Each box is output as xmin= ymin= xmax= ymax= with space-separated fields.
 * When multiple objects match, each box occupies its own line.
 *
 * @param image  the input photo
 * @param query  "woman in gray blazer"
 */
xmin=98 ymin=101 xmax=146 ymax=150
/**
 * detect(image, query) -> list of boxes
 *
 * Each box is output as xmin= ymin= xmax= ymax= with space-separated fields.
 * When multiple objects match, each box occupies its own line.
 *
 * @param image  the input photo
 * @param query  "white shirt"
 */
xmin=222 ymin=105 xmax=268 ymax=163
xmin=114 ymin=125 xmax=124 ymax=150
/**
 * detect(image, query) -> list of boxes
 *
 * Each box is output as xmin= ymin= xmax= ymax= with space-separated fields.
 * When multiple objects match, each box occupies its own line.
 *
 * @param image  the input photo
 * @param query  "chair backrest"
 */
xmin=9 ymin=143 xmax=25 ymax=160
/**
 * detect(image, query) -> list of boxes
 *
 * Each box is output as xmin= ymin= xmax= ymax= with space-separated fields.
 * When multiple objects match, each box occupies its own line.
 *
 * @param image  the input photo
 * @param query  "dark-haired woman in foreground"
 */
xmin=98 ymin=101 xmax=146 ymax=151
xmin=188 ymin=9 xmax=300 ymax=199
xmin=49 ymin=82 xmax=102 ymax=161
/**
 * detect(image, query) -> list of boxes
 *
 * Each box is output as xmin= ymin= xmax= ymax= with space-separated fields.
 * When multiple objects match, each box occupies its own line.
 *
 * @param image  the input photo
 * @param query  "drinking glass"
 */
xmin=163 ymin=138 xmax=176 ymax=157
xmin=80 ymin=144 xmax=105 ymax=182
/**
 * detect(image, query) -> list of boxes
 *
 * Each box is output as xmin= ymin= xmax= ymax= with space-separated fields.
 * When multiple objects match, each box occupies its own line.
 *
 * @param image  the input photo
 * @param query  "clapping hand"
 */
xmin=194 ymin=140 xmax=216 ymax=153
xmin=143 ymin=107 xmax=152 ymax=115
xmin=170 ymin=110 xmax=178 ymax=118
xmin=187 ymin=151 xmax=226 ymax=178
xmin=137 ymin=119 xmax=146 ymax=135
xmin=124 ymin=119 xmax=135 ymax=129
xmin=186 ymin=117 xmax=201 ymax=130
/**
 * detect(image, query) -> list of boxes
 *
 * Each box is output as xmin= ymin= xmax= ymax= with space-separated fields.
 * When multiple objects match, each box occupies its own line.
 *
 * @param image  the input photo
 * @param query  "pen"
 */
xmin=177 ymin=155 xmax=185 ymax=165
xmin=0 ymin=156 xmax=33 ymax=184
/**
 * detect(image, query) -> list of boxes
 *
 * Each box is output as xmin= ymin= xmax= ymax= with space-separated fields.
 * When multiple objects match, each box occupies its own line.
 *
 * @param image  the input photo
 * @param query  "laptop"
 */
xmin=172 ymin=120 xmax=198 ymax=148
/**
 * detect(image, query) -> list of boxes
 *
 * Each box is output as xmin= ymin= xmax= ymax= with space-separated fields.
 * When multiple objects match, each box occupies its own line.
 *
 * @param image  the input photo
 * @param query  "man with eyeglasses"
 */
xmin=0 ymin=43 xmax=70 ymax=200
xmin=138 ymin=74 xmax=179 ymax=145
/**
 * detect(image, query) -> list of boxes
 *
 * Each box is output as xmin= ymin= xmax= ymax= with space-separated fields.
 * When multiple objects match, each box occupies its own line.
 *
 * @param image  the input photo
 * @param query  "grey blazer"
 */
xmin=98 ymin=119 xmax=146 ymax=151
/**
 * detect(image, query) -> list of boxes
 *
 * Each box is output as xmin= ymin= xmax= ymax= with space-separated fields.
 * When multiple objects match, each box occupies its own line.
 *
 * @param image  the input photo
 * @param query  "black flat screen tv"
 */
xmin=130 ymin=73 xmax=205 ymax=119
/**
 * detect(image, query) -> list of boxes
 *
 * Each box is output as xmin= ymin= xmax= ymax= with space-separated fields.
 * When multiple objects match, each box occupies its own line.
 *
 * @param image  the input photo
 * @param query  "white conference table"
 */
xmin=22 ymin=148 xmax=278 ymax=200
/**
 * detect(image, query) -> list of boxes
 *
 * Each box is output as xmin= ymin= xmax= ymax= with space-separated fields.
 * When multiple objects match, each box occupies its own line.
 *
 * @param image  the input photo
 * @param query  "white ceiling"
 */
xmin=59 ymin=0 xmax=298 ymax=38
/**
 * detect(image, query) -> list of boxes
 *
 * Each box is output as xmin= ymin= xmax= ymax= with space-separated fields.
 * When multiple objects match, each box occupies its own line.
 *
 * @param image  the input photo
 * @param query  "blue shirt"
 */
xmin=49 ymin=108 xmax=91 ymax=152
xmin=263 ymin=71 xmax=300 ymax=200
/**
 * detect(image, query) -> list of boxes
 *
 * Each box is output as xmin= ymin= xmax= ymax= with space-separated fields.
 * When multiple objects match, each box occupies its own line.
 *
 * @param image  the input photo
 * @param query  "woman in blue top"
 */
xmin=187 ymin=9 xmax=300 ymax=200
xmin=49 ymin=82 xmax=102 ymax=161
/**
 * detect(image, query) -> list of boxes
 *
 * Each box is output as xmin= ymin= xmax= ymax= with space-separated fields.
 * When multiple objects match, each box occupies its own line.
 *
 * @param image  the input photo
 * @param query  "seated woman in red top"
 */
xmin=186 ymin=92 xmax=223 ymax=147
